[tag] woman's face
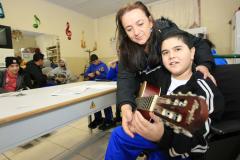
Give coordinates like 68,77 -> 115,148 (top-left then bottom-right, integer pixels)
121,8 -> 153,45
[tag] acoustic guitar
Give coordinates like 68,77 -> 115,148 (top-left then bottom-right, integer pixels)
136,81 -> 209,137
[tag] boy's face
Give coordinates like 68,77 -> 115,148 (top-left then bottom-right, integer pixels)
92,59 -> 99,65
7,64 -> 19,75
59,60 -> 65,67
161,37 -> 195,79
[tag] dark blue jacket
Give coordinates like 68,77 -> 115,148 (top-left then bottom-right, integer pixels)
107,62 -> 118,81
84,61 -> 108,80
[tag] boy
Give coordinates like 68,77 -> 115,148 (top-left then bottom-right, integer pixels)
84,54 -> 114,130
0,57 -> 26,93
105,30 -> 224,160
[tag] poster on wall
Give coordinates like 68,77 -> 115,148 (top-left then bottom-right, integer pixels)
0,2 -> 5,18
0,48 -> 14,68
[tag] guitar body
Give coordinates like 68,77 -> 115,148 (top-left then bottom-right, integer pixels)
136,81 -> 208,137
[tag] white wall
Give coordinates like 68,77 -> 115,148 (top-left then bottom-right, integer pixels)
95,0 -> 240,55
0,0 -> 96,75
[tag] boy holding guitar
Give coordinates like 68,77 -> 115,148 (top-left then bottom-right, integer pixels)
105,30 -> 224,160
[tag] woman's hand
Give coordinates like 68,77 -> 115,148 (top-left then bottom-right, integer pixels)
196,65 -> 217,85
121,104 -> 135,138
132,111 -> 164,142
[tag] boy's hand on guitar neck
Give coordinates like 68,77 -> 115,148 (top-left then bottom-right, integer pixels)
122,104 -> 164,141
121,104 -> 135,138
132,111 -> 164,142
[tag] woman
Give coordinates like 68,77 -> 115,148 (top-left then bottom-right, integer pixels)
116,0 -> 215,138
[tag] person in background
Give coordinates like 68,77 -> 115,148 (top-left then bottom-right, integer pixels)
16,56 -> 27,70
106,60 -> 122,124
204,39 -> 228,65
84,54 -> 109,80
49,58 -> 78,84
84,54 -> 114,130
49,57 -> 58,69
24,51 -> 47,89
105,29 -> 225,160
42,59 -> 53,76
106,60 -> 118,81
0,57 -> 26,93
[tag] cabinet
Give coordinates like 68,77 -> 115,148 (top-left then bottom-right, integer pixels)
46,45 -> 60,63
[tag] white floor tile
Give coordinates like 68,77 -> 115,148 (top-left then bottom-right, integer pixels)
9,141 -> 65,160
74,132 -> 111,160
51,150 -> 90,160
2,116 -> 114,160
47,127 -> 94,149
0,154 -> 8,160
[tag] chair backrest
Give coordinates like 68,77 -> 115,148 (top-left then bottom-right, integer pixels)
213,64 -> 240,120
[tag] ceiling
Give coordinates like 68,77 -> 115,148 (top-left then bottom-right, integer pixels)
45,0 -> 160,18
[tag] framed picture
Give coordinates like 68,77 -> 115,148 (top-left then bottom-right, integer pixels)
0,2 -> 5,18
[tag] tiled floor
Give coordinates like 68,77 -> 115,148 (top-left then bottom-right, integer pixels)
1,117 -> 113,160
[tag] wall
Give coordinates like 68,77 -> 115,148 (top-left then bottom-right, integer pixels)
94,14 -> 118,62
95,0 -> 240,55
201,0 -> 240,54
12,36 -> 37,56
0,0 -> 95,75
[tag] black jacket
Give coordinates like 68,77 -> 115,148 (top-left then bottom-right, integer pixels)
117,31 -> 215,108
118,66 -> 224,158
0,70 -> 26,94
24,61 -> 47,89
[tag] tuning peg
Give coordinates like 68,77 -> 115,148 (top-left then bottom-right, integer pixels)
165,121 -> 170,127
165,98 -> 172,104
177,92 -> 183,95
176,114 -> 182,122
173,127 -> 181,134
181,129 -> 193,138
184,100 -> 188,106
173,99 -> 179,106
186,91 -> 193,96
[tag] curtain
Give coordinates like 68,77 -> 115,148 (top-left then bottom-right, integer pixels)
148,0 -> 200,29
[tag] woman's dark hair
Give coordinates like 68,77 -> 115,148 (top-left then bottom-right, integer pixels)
116,1 -> 161,72
204,38 -> 215,49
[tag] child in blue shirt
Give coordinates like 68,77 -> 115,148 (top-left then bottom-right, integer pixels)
84,54 -> 109,80
84,54 -> 114,129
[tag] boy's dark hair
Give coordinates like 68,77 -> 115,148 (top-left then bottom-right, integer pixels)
160,29 -> 194,50
90,54 -> 98,62
33,53 -> 44,62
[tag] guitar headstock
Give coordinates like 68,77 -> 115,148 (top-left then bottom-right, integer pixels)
136,92 -> 208,137
156,92 -> 208,137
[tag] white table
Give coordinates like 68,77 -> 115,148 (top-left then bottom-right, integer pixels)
0,81 -> 116,153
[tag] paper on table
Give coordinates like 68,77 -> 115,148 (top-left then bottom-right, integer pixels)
86,84 -> 114,89
51,86 -> 89,96
51,83 -> 114,96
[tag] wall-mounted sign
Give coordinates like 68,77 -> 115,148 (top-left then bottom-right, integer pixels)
0,2 -> 5,18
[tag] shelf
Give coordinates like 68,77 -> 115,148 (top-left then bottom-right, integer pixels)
46,45 -> 60,63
